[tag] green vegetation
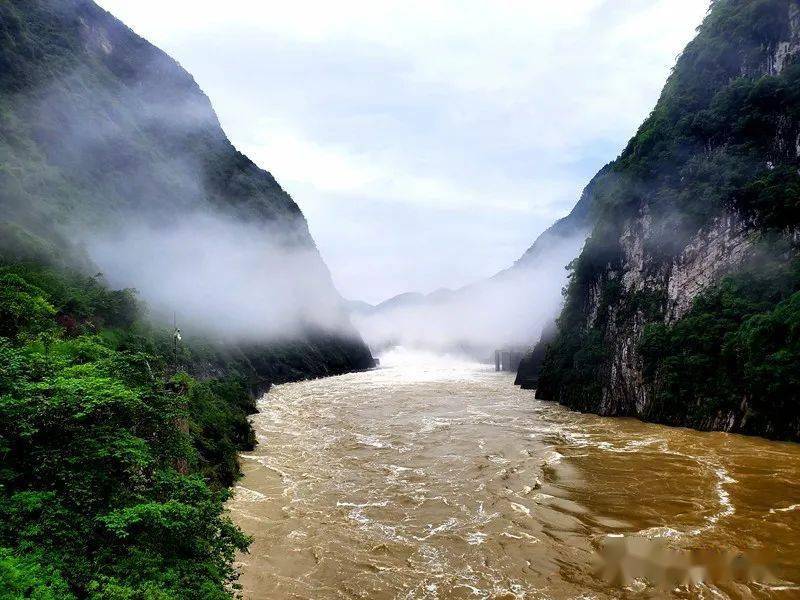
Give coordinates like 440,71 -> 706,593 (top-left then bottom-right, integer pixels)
0,0 -> 373,383
638,252 -> 800,435
0,243 -> 256,598
0,1 -> 376,595
0,0 -> 303,234
535,0 -> 800,437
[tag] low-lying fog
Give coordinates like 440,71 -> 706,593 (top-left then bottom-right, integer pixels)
85,212 -> 354,341
83,210 -> 584,357
352,233 -> 586,359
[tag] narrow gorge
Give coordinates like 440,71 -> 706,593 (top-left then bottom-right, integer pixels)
2,1 -> 800,599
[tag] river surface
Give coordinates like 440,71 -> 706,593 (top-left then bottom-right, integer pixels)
228,351 -> 800,599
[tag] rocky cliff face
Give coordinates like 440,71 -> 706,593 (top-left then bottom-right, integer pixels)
526,0 -> 800,441
594,207 -> 753,415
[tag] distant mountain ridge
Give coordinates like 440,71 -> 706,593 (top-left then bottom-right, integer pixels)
350,194 -> 591,356
505,165 -> 606,273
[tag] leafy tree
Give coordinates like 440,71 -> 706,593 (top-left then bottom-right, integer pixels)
0,261 -> 254,598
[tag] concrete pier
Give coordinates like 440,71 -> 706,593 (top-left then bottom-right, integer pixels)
494,348 -> 523,372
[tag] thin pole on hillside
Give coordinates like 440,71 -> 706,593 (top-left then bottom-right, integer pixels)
172,311 -> 182,374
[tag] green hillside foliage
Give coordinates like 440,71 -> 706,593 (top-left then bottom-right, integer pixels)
0,1 -> 376,594
0,0 -> 303,235
0,238 -> 254,598
0,0 -> 374,382
638,249 -> 800,433
0,548 -> 73,600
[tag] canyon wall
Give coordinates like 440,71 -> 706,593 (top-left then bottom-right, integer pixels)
522,0 -> 800,441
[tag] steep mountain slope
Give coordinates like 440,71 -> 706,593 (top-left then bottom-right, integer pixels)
528,0 -> 800,441
0,0 -> 373,383
506,165 -> 604,274
1,0 -> 301,229
0,236 -> 254,599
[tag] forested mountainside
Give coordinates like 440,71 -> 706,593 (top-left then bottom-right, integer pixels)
0,0 -> 373,381
1,0 -> 302,228
0,228 -> 253,598
522,0 -> 800,441
0,0 -> 371,596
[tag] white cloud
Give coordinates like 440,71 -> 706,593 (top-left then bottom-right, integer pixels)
243,121 -> 568,215
243,121 -> 381,194
96,0 -> 710,303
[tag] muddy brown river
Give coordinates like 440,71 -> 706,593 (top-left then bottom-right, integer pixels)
228,350 -> 800,599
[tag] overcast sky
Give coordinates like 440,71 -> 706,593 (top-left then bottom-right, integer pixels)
96,0 -> 709,304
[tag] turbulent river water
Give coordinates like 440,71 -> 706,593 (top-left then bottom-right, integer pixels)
228,350 -> 800,599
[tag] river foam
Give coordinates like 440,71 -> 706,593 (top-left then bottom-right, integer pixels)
229,356 -> 800,599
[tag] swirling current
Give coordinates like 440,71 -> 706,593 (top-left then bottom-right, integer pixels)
228,350 -> 800,599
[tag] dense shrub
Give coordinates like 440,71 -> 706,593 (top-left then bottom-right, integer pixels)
0,548 -> 74,600
0,261 -> 254,598
638,257 -> 800,433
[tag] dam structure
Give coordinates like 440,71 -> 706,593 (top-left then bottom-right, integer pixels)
494,348 -> 524,372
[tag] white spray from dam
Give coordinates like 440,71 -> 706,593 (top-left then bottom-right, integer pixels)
351,232 -> 587,358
